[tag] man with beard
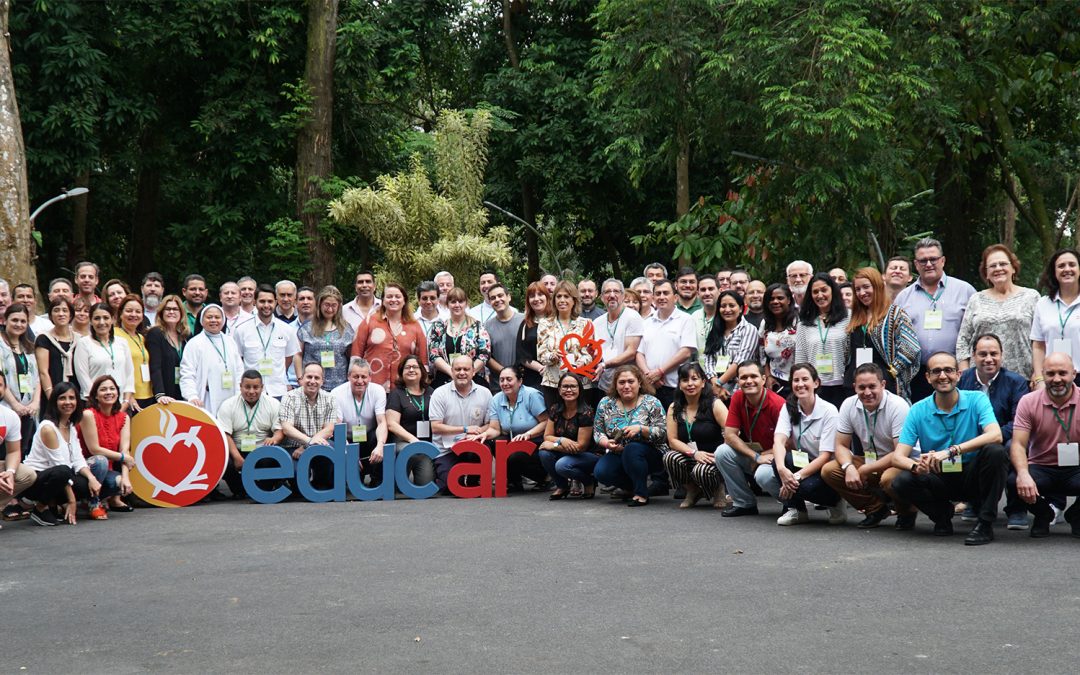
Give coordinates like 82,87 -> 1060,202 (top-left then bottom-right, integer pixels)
577,278 -> 604,320
728,269 -> 750,299
141,272 -> 165,325
786,260 -> 813,307
743,280 -> 767,330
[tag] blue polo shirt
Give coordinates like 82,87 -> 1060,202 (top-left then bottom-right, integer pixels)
899,389 -> 998,462
488,385 -> 547,436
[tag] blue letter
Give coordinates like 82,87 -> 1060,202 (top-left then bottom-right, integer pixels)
395,441 -> 439,500
242,445 -> 294,504
296,441 -> 347,502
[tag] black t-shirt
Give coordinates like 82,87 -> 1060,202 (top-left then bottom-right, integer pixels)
548,403 -> 596,452
34,333 -> 78,392
387,386 -> 433,441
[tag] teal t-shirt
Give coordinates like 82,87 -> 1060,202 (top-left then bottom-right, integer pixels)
899,389 -> 998,461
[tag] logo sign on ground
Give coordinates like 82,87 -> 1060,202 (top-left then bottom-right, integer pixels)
130,403 -> 228,507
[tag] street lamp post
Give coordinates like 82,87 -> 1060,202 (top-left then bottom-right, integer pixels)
483,201 -> 563,274
29,186 -> 89,223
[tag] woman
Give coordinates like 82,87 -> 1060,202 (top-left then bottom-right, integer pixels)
1,305 -> 41,453
759,283 -> 799,395
517,282 -> 552,390
385,355 -> 435,487
480,366 -> 550,492
179,304 -> 243,414
298,285 -> 355,391
72,296 -> 91,337
102,278 -> 131,314
114,294 -> 154,411
1032,249 -> 1080,388
846,268 -> 921,400
662,362 -> 729,509
593,365 -> 667,506
146,294 -> 189,404
757,363 -> 844,526
351,282 -> 427,391
21,383 -> 118,526
538,373 -> 596,500
73,303 -> 135,411
793,273 -> 851,407
77,375 -> 134,513
955,244 -> 1039,378
702,290 -> 759,400
622,288 -> 641,314
428,287 -> 491,388
35,298 -> 80,403
536,281 -> 596,406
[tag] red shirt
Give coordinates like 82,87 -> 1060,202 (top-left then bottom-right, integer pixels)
77,407 -> 127,458
725,388 -> 785,449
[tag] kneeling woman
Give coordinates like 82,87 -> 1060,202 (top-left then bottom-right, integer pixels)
756,363 -> 845,526
537,373 -> 596,500
480,366 -> 549,492
593,365 -> 667,506
663,363 -> 729,509
21,383 -> 121,525
77,375 -> 135,514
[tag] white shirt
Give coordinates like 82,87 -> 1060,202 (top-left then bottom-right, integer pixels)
25,420 -> 86,473
775,397 -> 839,459
223,310 -> 254,335
331,382 -> 387,429
232,316 -> 301,397
429,382 -> 492,453
837,390 -> 913,457
179,330 -> 245,414
690,308 -> 716,356
0,405 -> 22,444
636,310 -> 697,388
73,336 -> 135,399
1030,293 -> 1080,370
593,307 -> 644,391
217,393 -> 282,443
343,297 -> 382,330
31,314 -> 54,336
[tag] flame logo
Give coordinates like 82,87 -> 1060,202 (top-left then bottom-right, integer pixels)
558,322 -> 605,380
133,408 -> 209,497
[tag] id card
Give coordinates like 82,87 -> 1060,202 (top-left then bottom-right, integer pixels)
174,366 -> 181,384
320,350 -> 335,369
352,424 -> 368,443
864,451 -> 878,463
239,433 -> 258,453
416,421 -> 431,439
17,373 -> 31,395
258,357 -> 275,376
220,370 -> 234,390
941,456 -> 963,473
791,450 -> 809,468
815,355 -> 833,376
855,348 -> 873,367
140,364 -> 151,381
1052,338 -> 1073,358
1057,442 -> 1080,466
715,356 -> 731,372
924,310 -> 943,330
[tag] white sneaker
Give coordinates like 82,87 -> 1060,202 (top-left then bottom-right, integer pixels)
1052,504 -> 1065,525
827,504 -> 847,525
777,508 -> 809,526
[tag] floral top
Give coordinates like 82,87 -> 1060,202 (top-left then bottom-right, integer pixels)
760,324 -> 798,382
955,287 -> 1039,379
428,318 -> 491,370
593,395 -> 668,452
298,321 -> 356,391
537,316 -> 596,388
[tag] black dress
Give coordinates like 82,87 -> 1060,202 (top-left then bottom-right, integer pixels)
516,322 -> 542,389
146,327 -> 186,401
675,406 -> 726,453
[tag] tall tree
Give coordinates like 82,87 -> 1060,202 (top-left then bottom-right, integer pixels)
0,0 -> 35,290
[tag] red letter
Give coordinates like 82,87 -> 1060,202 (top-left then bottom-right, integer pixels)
493,440 -> 537,498
447,440 -> 492,498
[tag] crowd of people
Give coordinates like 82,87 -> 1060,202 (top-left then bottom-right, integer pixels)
3,236 -> 1080,546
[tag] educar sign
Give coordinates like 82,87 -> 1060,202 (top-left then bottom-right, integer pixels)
242,423 -> 537,503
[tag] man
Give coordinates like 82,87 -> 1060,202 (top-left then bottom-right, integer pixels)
470,271 -> 501,324
829,268 -> 848,285
434,271 -> 455,313
690,275 -> 718,358
577,279 -> 604,320
74,261 -> 101,307
343,270 -> 380,329
884,256 -> 913,301
539,274 -> 558,296
414,280 -> 446,338
894,238 -> 976,401
0,372 -> 35,523
786,260 -> 813,307
957,333 -> 1039,529
47,278 -> 74,305
140,272 -> 165,325
674,267 -> 702,314
13,284 -> 51,335
821,364 -> 912,528
594,279 -> 644,396
484,283 -> 523,390
728,269 -> 750,298
296,286 -> 316,325
234,285 -> 302,399
636,279 -> 696,410
237,276 -> 258,317
715,268 -> 732,291
715,361 -> 786,516
181,274 -> 208,334
743,280 -> 767,330
1010,352 -> 1080,538
888,352 -> 1006,545
629,277 -> 654,319
278,363 -> 342,490
274,280 -> 300,325
429,355 -> 493,494
331,357 -> 389,486
643,263 -> 667,284
217,370 -> 284,498
219,281 -> 252,334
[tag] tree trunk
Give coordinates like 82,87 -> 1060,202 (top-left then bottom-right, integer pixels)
70,168 -> 90,267
521,179 -> 540,281
989,97 -> 1054,258
297,0 -> 339,288
1002,175 -> 1016,250
127,130 -> 162,282
0,1 -> 36,291
675,120 -> 691,267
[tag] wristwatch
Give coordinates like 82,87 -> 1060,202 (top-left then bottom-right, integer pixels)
840,461 -> 854,472
555,438 -> 562,447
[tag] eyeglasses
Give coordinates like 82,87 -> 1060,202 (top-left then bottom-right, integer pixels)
985,261 -> 1011,270
927,367 -> 958,376
559,384 -> 579,390
915,256 -> 942,267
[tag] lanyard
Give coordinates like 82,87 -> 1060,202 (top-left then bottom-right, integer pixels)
1053,405 -> 1075,441
121,327 -> 147,361
14,352 -> 27,374
796,416 -> 817,451
816,317 -> 830,347
207,334 -> 229,365
95,336 -> 115,367
256,321 -> 275,356
1057,299 -> 1078,338
353,388 -> 368,421
744,394 -> 767,438
917,284 -> 944,310
683,417 -> 694,441
242,398 -> 262,432
166,332 -> 183,361
557,318 -> 573,338
861,404 -> 880,452
606,309 -> 624,341
407,391 -> 426,417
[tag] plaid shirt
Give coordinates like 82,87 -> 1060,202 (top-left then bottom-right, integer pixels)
278,387 -> 341,448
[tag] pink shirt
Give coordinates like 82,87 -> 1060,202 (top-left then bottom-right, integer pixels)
1013,386 -> 1080,466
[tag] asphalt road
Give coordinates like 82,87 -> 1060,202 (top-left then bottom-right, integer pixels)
3,494 -> 1079,674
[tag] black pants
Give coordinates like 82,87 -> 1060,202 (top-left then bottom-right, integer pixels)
1007,465 -> 1080,523
1003,466 -> 1065,516
21,465 -> 74,503
890,444 -> 1008,525
772,452 -> 840,510
489,438 -> 546,488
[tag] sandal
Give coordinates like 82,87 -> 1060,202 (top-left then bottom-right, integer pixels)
582,485 -> 596,500
2,503 -> 29,521
109,501 -> 134,513
569,480 -> 584,498
549,489 -> 568,501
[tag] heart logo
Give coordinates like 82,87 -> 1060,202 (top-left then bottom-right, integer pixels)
130,403 -> 228,507
559,322 -> 605,380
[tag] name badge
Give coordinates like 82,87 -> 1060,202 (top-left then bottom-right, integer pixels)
140,364 -> 151,381
1052,338 -> 1073,358
239,433 -> 258,453
416,421 -> 431,439
18,373 -> 31,395
220,370 -> 234,390
792,450 -> 809,468
352,424 -> 368,443
174,366 -> 181,384
1057,442 -> 1080,466
855,348 -> 873,367
686,441 -> 698,453
924,310 -> 943,330
320,351 -> 335,369
941,457 -> 963,473
864,451 -> 878,463
715,356 -> 731,372
258,357 -> 275,376
815,354 -> 833,376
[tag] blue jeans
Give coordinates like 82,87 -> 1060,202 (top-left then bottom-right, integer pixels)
538,450 -> 600,490
594,442 -> 663,498
79,455 -> 121,500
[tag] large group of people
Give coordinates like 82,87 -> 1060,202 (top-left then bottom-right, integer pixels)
3,237 -> 1080,547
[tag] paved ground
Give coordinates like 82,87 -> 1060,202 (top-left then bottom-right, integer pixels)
3,493 -> 1080,674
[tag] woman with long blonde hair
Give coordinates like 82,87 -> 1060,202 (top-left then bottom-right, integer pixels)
846,267 -> 920,400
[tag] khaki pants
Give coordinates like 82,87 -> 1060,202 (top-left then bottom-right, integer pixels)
821,457 -> 909,513
0,464 -> 37,501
